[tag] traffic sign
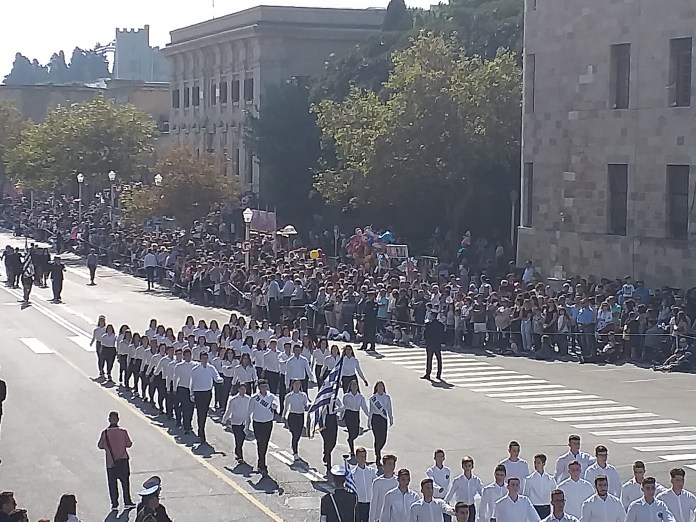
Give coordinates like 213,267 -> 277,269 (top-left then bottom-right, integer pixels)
242,241 -> 251,252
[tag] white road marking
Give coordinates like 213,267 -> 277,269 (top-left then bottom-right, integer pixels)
65,266 -> 90,279
518,401 -> 617,410
19,337 -> 53,354
635,444 -> 696,452
480,384 -> 564,394
68,335 -> 95,352
687,464 -> 696,472
452,374 -> 539,383
658,453 -> 696,461
486,388 -> 581,398
442,370 -> 519,378
573,419 -> 680,429
465,380 -> 549,389
591,427 -> 696,437
610,434 -> 696,444
550,412 -> 657,422
503,394 -> 599,404
540,406 -> 636,416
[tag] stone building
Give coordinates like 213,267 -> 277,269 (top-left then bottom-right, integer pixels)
163,5 -> 385,194
114,25 -> 169,82
517,0 -> 696,288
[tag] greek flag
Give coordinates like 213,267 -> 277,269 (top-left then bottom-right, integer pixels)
22,254 -> 35,278
344,466 -> 357,494
307,355 -> 344,438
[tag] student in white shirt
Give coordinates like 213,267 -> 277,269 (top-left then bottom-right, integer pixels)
234,353 -> 258,395
174,348 -> 195,432
625,477 -> 675,522
251,339 -> 267,379
117,328 -> 132,387
580,475 -> 625,522
247,379 -> 280,475
410,477 -> 455,522
558,461 -> 595,518
368,381 -> 394,464
182,315 -> 196,339
351,447 -> 378,520
222,382 -> 251,463
341,345 -> 368,392
284,344 -> 314,392
192,319 -> 208,344
480,465 -> 509,522
583,446 -> 621,499
381,468 -> 420,522
555,435 -> 595,483
446,455 -> 484,520
321,344 -> 341,380
100,324 -> 119,383
189,351 -> 223,445
90,315 -> 107,378
314,338 -> 329,387
622,461 -> 667,511
543,489 -> 579,522
501,441 -> 530,490
656,467 -> 696,522
343,379 -> 368,458
282,379 -> 310,461
525,453 -> 556,518
206,319 -> 221,345
370,454 -> 398,522
144,318 -> 157,340
427,449 -> 452,501
493,477 -> 540,522
220,348 -> 238,403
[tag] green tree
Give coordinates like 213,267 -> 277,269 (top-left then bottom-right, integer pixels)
313,32 -> 521,240
3,53 -> 48,85
382,0 -> 413,32
48,51 -> 70,84
245,78 -> 322,226
121,147 -> 239,229
0,100 -> 27,194
7,95 -> 157,191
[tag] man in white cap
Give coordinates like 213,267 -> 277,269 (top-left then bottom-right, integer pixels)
135,476 -> 172,522
320,462 -> 358,522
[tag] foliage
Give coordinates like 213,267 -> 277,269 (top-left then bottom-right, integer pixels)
313,32 -> 522,239
6,95 -> 156,191
3,47 -> 110,85
0,100 -> 27,193
245,78 -> 322,226
382,0 -> 413,32
121,147 -> 239,228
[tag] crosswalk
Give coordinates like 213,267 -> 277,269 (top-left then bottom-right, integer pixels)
372,345 -> 696,472
18,335 -> 93,354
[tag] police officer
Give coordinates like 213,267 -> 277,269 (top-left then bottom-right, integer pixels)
360,291 -> 378,351
320,461 -> 359,522
422,311 -> 445,381
49,256 -> 66,303
135,476 -> 172,522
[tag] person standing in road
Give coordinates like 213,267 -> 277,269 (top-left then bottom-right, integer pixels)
0,377 -> 5,429
48,256 -> 65,303
579,476 -> 624,522
524,454 -> 556,518
247,379 -> 279,475
351,447 -> 377,522
343,379 -> 368,459
320,393 -> 343,471
86,249 -> 98,286
446,456 -> 484,522
541,489 -> 579,522
656,468 -> 696,522
90,316 -> 107,379
480,465 -> 509,522
621,461 -> 667,510
360,291 -> 378,352
97,411 -> 135,512
100,325 -> 118,383
174,348 -> 195,434
143,249 -> 157,292
282,379 -> 310,462
285,344 -> 314,393
500,441 -> 530,490
20,252 -> 34,304
222,382 -> 251,463
625,477 -> 675,522
189,351 -> 223,445
557,461 -> 594,518
422,311 -> 445,381
583,446 -> 621,498
368,381 -> 393,465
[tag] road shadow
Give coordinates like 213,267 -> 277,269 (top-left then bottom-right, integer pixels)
431,379 -> 455,390
103,509 -> 133,522
225,463 -> 254,478
365,351 -> 385,360
192,442 -> 226,459
248,474 -> 283,495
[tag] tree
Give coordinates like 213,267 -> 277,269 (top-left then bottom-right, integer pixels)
4,53 -> 46,85
7,95 -> 157,191
245,78 -> 322,226
48,51 -> 70,84
313,32 -> 521,240
3,47 -> 111,85
121,147 -> 239,229
382,0 -> 413,32
0,100 -> 27,194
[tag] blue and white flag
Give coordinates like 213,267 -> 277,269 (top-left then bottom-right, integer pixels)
344,465 -> 357,495
308,355 -> 344,438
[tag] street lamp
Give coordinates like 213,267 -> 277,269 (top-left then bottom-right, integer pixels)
108,170 -> 116,228
242,207 -> 253,270
154,173 -> 163,186
76,172 -> 85,222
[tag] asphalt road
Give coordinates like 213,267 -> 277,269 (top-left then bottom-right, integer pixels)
1,231 -> 695,522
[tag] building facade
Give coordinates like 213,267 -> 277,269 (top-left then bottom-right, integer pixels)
114,25 -> 169,82
163,5 -> 384,193
517,0 -> 696,287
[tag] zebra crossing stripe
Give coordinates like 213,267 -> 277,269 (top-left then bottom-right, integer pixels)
540,405 -> 636,416
659,453 -> 696,461
19,338 -> 53,354
550,412 -> 655,422
504,394 -> 599,404
518,400 -> 617,410
591,427 -> 696,437
610,434 -> 696,444
466,380 -> 549,389
634,444 -> 696,452
486,388 -> 580,398
480,384 -> 564,394
572,419 -> 680,429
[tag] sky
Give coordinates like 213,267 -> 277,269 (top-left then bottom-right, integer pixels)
0,0 -> 437,79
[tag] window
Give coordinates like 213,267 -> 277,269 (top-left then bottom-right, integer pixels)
234,148 -> 240,176
610,43 -> 631,109
244,78 -> 254,103
667,165 -> 690,239
210,83 -> 217,106
232,80 -> 240,103
245,150 -> 254,184
192,85 -> 200,107
608,164 -> 628,235
183,86 -> 190,108
522,163 -> 534,227
171,89 -> 180,109
220,80 -> 228,104
524,54 -> 535,114
669,38 -> 692,107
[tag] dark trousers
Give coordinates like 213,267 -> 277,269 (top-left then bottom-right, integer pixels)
177,386 -> 194,430
341,375 -> 355,393
253,420 -> 273,471
278,375 -> 287,411
102,346 -> 116,378
466,503 -> 476,522
194,390 -> 212,441
265,371 -> 280,397
166,386 -> 178,421
425,346 -> 442,378
360,327 -> 376,351
214,381 -> 224,409
106,459 -> 132,508
535,505 -> 551,518
52,279 -> 63,300
321,413 -> 338,466
344,409 -> 360,454
358,502 -> 370,522
145,266 -> 155,288
22,278 -> 33,301
268,298 -> 280,325
371,414 -> 388,462
231,423 -> 246,460
88,264 -> 97,283
315,365 -> 324,388
95,341 -> 103,375
580,324 -> 596,360
288,412 -> 304,454
128,360 -> 141,390
118,355 -> 128,383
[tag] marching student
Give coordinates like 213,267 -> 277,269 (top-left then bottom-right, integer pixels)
285,344 -> 314,393
381,468 -> 420,522
222,382 -> 251,464
174,348 -> 195,434
262,340 -> 282,398
456,503 -> 472,522
278,343 -> 292,410
220,348 -> 238,403
314,338 -> 329,387
90,315 -> 107,379
166,347 -> 183,423
247,379 -> 280,475
583,446 -> 621,499
625,477 -> 675,522
322,344 -> 341,381
446,456 -> 484,522
144,319 -> 157,340
621,461 -> 667,510
154,346 -> 175,418
543,489 -> 579,522
282,379 -> 310,461
233,353 -> 258,395
341,345 -> 368,392
579,475 -> 625,522
555,435 -> 595,483
480,465 -> 509,522
343,379 -> 369,458
100,324 -> 119,383
351,447 -> 378,522
368,381 -> 394,465
427,449 -> 452,507
152,344 -> 168,412
525,454 -> 556,518
117,327 -> 131,387
251,339 -> 267,379
130,334 -> 145,396
125,332 -> 139,390
558,461 -> 594,518
319,393 -> 343,470
656,468 -> 696,522
410,477 -> 456,521
370,454 -> 398,522
501,441 -> 530,489
189,351 -> 223,445
492,477 -> 540,522
209,344 -> 225,410
142,339 -> 158,402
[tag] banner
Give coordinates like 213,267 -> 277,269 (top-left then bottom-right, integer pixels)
250,210 -> 277,234
385,244 -> 409,259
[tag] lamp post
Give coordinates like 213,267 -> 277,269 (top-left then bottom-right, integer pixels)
108,170 -> 116,228
154,173 -> 163,187
243,207 -> 253,270
76,172 -> 85,222
509,189 -> 518,250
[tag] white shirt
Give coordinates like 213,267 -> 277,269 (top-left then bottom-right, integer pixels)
381,487 -> 420,522
167,358 -> 180,389
502,459 -> 530,489
189,363 -> 222,392
525,471 -> 557,506
580,493 -> 625,522
410,498 -> 453,522
221,394 -> 250,426
446,473 -> 483,504
558,478 -> 595,518
351,464 -> 378,503
284,355 -> 313,388
283,391 -> 309,417
143,252 -> 157,268
480,483 -> 508,522
174,360 -> 194,389
247,392 -> 279,423
100,333 -> 117,348
541,514 -> 579,522
370,475 -> 398,522
584,463 -> 621,498
343,392 -> 369,415
555,452 -> 596,483
625,498 -> 675,522
426,465 -> 452,499
623,481 -> 668,511
323,354 -> 340,373
368,393 -> 394,424
657,489 -> 696,522
342,356 -> 367,380
233,364 -> 258,385
494,494 -> 541,522
251,347 -> 266,367
263,350 -> 281,372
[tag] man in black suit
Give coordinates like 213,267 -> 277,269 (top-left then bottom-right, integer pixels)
360,291 -> 378,351
422,311 -> 445,381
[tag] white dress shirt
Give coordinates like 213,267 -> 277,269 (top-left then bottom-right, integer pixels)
263,349 -> 281,372
343,392 -> 369,415
381,487 -> 420,522
541,514 -> 579,522
247,392 -> 279,423
480,483 -> 508,522
625,498 -> 675,522
284,355 -> 313,388
584,464 -> 621,498
233,364 -> 258,385
427,465 -> 452,499
174,360 -> 194,389
167,358 -> 180,389
189,363 -> 223,392
502,459 -> 530,488
368,393 -> 394,424
370,475 -> 398,521
622,481 -> 668,511
342,356 -> 367,380
493,494 -> 541,522
558,478 -> 595,518
555,452 -> 596,483
446,473 -> 484,504
657,489 -> 696,522
283,391 -> 309,417
410,498 -> 453,522
101,333 -> 117,348
222,394 -> 251,426
352,464 -> 378,503
524,471 -> 556,506
580,493 -> 625,522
